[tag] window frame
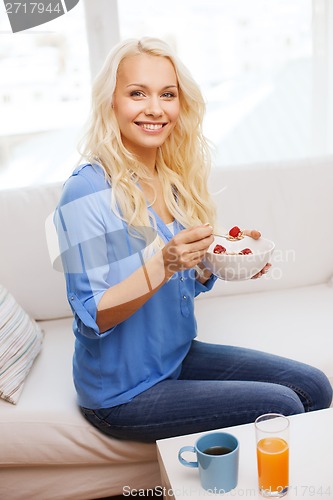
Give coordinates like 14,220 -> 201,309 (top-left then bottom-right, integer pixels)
82,0 -> 120,79
312,0 -> 333,156
83,0 -> 333,162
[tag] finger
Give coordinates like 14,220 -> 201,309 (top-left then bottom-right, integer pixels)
164,239 -> 212,272
169,233 -> 213,261
178,245 -> 209,265
177,224 -> 213,245
243,229 -> 261,240
251,263 -> 272,279
261,263 -> 272,274
185,234 -> 214,255
181,249 -> 209,269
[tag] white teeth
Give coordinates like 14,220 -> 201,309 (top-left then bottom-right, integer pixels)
140,123 -> 164,130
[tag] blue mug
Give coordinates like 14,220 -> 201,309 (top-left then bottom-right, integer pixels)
178,432 -> 239,493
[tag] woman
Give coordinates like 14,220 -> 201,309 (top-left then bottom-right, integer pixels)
55,37 -> 332,442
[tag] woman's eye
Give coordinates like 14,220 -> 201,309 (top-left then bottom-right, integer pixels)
162,92 -> 176,99
130,90 -> 145,98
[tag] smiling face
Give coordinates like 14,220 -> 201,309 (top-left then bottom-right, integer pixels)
112,53 -> 180,166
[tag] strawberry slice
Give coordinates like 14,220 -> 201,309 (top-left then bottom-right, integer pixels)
229,226 -> 241,238
213,244 -> 227,254
239,248 -> 253,255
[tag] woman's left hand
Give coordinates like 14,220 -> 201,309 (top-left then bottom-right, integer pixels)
242,229 -> 261,240
251,262 -> 272,279
243,228 -> 272,279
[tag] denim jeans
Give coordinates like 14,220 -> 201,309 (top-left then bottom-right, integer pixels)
80,340 -> 332,443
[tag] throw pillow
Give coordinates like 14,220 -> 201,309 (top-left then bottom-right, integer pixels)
0,285 -> 44,404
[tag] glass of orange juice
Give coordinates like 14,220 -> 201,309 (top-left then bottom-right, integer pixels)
255,414 -> 289,497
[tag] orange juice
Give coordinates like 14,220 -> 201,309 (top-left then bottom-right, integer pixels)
257,437 -> 289,493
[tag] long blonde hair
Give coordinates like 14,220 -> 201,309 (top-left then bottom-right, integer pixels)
79,37 -> 216,232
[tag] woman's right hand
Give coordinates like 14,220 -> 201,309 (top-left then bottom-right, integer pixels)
162,223 -> 214,279
96,223 -> 213,332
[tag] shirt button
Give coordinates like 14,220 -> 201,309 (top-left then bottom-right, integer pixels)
180,277 -> 184,282
183,295 -> 187,300
71,297 -> 74,301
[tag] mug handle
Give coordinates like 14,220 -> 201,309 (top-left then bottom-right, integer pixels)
178,446 -> 198,468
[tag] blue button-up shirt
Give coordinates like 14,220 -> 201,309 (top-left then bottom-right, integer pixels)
54,163 -> 216,409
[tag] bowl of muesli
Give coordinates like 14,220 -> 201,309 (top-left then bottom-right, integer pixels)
203,228 -> 275,281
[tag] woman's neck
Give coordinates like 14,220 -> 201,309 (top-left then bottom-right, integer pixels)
128,145 -> 158,174
139,150 -> 157,175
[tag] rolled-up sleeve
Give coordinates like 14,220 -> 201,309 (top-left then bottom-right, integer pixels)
54,173 -> 116,338
194,273 -> 217,297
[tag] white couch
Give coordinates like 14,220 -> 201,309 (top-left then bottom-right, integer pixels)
0,156 -> 332,500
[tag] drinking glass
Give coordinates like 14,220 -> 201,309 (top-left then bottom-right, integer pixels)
255,413 -> 289,498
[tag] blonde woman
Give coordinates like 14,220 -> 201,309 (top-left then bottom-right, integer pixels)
55,37 -> 332,442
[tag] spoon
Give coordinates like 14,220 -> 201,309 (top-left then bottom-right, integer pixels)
213,229 -> 261,240
213,232 -> 243,241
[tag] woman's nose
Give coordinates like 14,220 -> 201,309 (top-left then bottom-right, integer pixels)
145,97 -> 163,117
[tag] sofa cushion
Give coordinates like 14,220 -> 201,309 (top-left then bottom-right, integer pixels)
0,285 -> 43,404
205,155 -> 333,298
0,183 -> 71,320
195,283 -> 333,387
0,317 -> 161,498
0,317 -> 157,467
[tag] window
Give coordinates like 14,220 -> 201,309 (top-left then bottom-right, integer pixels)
118,0 -> 333,167
0,0 -> 90,188
1,0 -> 332,189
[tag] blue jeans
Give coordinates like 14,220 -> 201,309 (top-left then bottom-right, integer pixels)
80,340 -> 332,443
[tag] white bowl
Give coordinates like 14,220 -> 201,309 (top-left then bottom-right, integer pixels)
203,235 -> 275,281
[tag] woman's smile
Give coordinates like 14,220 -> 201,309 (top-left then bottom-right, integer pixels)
134,121 -> 168,132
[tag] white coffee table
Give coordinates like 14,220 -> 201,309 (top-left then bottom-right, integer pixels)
157,409 -> 333,499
